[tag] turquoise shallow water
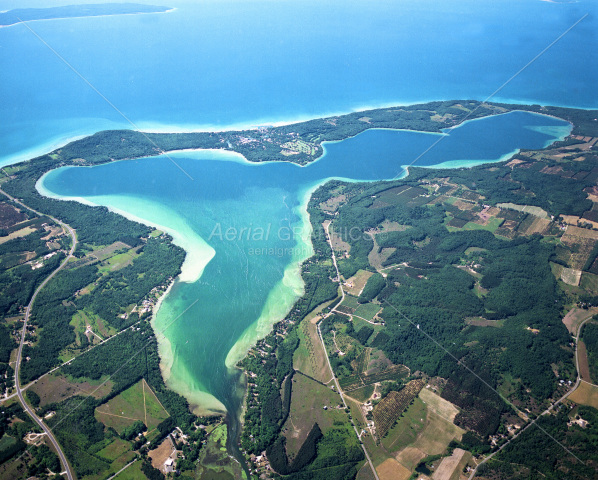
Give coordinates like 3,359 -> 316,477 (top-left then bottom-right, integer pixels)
40,111 -> 571,419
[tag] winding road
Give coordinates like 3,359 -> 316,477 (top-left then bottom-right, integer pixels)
1,188 -> 76,480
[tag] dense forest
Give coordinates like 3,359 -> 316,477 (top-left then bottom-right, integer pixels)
582,322 -> 598,384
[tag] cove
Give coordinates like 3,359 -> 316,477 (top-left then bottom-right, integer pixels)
39,111 -> 570,441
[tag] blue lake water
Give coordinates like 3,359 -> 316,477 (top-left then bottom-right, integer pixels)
1,0 -> 596,166
41,111 -> 571,417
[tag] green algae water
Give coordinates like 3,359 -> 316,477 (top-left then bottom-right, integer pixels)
39,111 -> 570,446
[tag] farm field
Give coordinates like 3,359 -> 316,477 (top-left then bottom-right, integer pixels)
95,379 -> 169,434
380,397 -> 427,453
354,303 -> 381,321
376,458 -> 411,480
395,408 -> 465,471
344,270 -> 374,296
340,294 -> 360,311
578,341 -> 592,383
356,461 -> 378,480
373,379 -> 425,438
562,307 -> 598,336
569,381 -> 598,409
418,388 -> 459,423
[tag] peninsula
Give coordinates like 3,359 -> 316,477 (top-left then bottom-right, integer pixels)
0,4 -> 172,28
0,100 -> 597,480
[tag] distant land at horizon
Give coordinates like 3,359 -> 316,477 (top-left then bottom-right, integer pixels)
0,3 -> 172,27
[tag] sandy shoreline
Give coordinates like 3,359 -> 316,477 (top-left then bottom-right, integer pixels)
30,106 -> 573,417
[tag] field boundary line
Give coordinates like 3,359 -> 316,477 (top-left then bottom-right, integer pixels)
95,410 -> 140,422
142,378 -> 169,414
142,379 -> 147,427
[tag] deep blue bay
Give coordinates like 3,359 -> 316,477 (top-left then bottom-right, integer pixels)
40,111 -> 571,420
1,0 -> 596,166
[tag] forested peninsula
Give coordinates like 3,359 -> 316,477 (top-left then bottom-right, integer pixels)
0,4 -> 172,27
39,100 -> 598,168
0,100 -> 597,479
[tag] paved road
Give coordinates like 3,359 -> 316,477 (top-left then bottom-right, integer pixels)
1,188 -> 76,480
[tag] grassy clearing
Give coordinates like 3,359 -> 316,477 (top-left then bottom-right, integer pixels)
465,316 -> 503,327
345,270 -> 374,296
293,316 -> 332,383
581,272 -> 598,294
98,247 -> 140,273
460,217 -> 504,232
0,226 -> 35,245
569,381 -> 598,409
96,438 -> 132,462
345,396 -> 366,430
30,373 -> 113,407
497,373 -> 520,399
282,372 -> 346,458
114,460 -> 145,480
0,434 -> 16,450
95,379 -> 169,434
352,317 -> 385,338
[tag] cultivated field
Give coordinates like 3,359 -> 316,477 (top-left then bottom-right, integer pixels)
373,379 -> 425,438
354,303 -> 381,321
376,458 -> 411,480
419,387 -> 460,423
562,307 -> 598,336
345,270 -> 374,296
569,381 -> 598,409
381,397 -> 426,453
577,341 -> 592,383
394,408 -> 464,470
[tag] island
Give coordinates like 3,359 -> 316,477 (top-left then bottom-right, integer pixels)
0,4 -> 172,28
0,100 -> 597,479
